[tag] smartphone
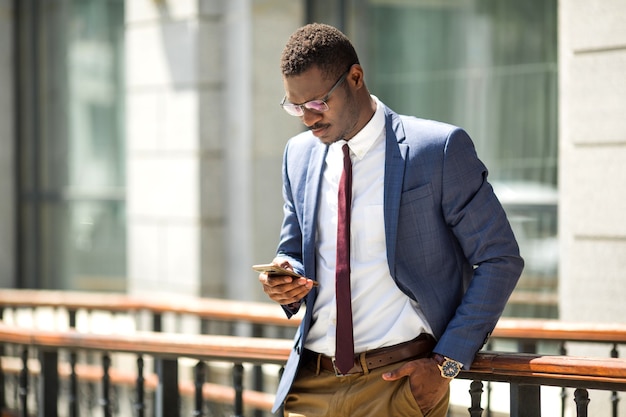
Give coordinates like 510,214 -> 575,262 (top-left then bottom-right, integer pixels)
252,263 -> 319,286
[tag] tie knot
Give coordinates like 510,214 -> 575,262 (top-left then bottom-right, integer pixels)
341,144 -> 352,172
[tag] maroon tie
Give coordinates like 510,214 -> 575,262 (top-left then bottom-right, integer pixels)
335,143 -> 354,374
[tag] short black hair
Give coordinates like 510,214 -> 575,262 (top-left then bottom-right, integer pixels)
281,23 -> 359,80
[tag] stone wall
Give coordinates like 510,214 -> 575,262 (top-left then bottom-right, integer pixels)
558,0 -> 626,414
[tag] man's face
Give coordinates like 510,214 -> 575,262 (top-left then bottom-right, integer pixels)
282,66 -> 360,145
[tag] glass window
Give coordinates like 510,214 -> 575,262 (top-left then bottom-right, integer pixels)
312,0 -> 558,317
16,0 -> 126,292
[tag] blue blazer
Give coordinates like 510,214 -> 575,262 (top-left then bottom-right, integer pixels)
272,104 -> 524,412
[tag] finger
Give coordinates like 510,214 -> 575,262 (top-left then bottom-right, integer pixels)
273,288 -> 310,305
382,361 -> 415,381
272,257 -> 292,270
264,281 -> 312,305
262,274 -> 294,287
278,260 -> 292,269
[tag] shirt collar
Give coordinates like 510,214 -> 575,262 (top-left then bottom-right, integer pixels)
335,95 -> 385,160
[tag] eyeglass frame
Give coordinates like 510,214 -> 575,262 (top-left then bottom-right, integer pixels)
279,69 -> 350,117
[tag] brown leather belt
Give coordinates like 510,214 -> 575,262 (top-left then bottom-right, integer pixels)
303,333 -> 436,376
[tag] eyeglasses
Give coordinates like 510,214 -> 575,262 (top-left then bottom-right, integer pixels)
280,70 -> 349,117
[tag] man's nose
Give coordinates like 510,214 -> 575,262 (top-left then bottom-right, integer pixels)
302,108 -> 323,127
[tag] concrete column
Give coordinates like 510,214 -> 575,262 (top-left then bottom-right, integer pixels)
0,0 -> 15,288
249,0 -> 305,301
559,0 -> 626,324
222,0 -> 254,301
125,0 -> 223,297
559,1 -> 626,414
125,0 -> 303,301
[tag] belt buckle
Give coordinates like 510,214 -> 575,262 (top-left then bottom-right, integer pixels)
331,357 -> 349,377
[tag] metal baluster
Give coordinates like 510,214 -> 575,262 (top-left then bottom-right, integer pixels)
69,351 -> 78,417
69,309 -> 77,329
252,323 -> 264,417
136,355 -> 145,417
193,361 -> 206,416
102,353 -> 112,417
152,313 -> 162,417
468,380 -> 484,417
485,380 -> 492,417
155,358 -> 179,417
611,343 -> 620,417
560,342 -> 567,417
510,384 -> 540,417
68,306 -> 78,417
152,314 -> 162,333
233,363 -> 244,417
19,347 -> 28,417
574,388 -> 590,417
40,349 -> 59,417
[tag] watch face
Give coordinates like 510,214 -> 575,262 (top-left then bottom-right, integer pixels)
441,359 -> 461,378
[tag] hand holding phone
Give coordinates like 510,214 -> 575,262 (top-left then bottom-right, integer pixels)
252,263 -> 319,286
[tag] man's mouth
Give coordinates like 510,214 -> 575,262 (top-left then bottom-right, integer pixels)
309,124 -> 329,136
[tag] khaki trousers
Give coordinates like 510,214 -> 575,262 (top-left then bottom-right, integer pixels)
284,358 -> 450,417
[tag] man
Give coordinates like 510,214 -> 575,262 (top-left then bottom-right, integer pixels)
258,23 -> 523,417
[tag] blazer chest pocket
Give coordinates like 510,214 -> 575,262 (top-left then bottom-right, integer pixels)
400,183 -> 433,206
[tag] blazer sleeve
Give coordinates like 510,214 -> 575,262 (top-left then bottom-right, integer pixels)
435,128 -> 524,366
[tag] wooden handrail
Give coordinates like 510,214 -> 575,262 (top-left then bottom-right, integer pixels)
3,289 -> 626,344
463,352 -> 626,390
0,289 -> 298,327
491,318 -> 626,343
1,323 -> 626,391
0,323 -> 292,364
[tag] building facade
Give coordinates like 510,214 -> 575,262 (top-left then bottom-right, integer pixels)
0,0 -> 624,332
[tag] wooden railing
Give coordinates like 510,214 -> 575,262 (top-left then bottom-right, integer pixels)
2,290 -> 626,417
1,323 -> 626,417
0,289 -> 299,416
492,318 -> 626,344
0,322 -> 290,416
0,289 -> 298,329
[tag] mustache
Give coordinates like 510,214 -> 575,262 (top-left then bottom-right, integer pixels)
309,123 -> 329,131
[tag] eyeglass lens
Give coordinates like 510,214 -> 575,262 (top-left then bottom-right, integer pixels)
281,69 -> 350,116
283,100 -> 328,116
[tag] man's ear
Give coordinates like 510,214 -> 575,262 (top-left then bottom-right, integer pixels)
348,64 -> 365,89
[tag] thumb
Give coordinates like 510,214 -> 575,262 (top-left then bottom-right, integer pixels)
382,361 -> 414,381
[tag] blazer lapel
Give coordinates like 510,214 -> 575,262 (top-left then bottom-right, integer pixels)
302,141 -> 329,276
299,141 -> 327,337
383,108 -> 408,277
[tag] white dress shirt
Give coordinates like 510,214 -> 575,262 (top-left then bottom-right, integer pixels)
305,96 -> 433,356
